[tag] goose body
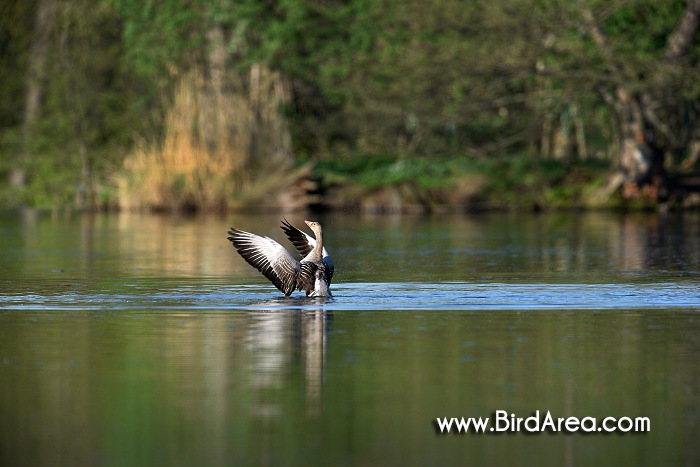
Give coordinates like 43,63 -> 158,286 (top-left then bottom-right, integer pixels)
227,220 -> 334,297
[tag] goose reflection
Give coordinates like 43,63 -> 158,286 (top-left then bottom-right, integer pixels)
246,298 -> 331,419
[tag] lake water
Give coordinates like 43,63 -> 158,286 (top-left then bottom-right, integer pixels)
1,210 -> 699,466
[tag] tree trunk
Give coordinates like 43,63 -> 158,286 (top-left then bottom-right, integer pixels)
76,140 -> 92,209
206,25 -> 227,150
663,0 -> 700,62
581,0 -> 700,201
16,0 -> 57,189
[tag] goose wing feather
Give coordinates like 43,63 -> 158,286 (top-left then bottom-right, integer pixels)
281,219 -> 313,257
227,228 -> 300,296
280,219 -> 334,284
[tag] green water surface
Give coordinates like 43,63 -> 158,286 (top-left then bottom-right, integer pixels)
1,211 -> 699,466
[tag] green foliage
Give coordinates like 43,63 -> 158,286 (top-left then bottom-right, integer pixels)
463,155 -> 611,207
315,153 -> 453,189
1,0 -> 699,210
122,0 -> 208,74
603,1 -> 687,59
310,152 -> 614,210
0,2 -> 34,128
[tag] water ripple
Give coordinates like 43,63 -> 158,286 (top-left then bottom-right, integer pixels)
1,281 -> 698,312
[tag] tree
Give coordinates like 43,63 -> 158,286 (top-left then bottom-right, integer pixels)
1,0 -> 139,208
2,0 -> 699,210
576,0 -> 700,200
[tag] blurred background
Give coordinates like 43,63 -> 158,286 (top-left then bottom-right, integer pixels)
1,0 -> 700,213
3,4 -> 700,464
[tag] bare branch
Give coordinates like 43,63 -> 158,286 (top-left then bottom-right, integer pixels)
643,106 -> 677,146
663,0 -> 700,62
576,0 -> 628,82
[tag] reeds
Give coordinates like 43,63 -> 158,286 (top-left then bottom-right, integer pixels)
118,64 -> 306,212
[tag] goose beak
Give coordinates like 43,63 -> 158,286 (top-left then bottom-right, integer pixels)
304,220 -> 311,227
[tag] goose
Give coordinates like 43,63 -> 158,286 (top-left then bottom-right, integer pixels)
227,219 -> 334,297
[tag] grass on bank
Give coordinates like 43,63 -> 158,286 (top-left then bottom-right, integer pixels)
311,153 -> 614,211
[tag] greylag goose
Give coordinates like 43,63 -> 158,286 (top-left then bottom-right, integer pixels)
227,220 -> 334,297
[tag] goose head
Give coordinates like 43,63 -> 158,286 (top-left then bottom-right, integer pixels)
304,220 -> 322,237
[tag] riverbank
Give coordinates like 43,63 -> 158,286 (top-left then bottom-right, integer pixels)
308,155 -> 700,214
6,153 -> 699,214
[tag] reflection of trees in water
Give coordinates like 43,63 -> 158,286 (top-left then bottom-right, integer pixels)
0,300 -> 329,466
113,213 -> 233,277
614,213 -> 700,272
15,210 -> 696,281
518,212 -> 700,275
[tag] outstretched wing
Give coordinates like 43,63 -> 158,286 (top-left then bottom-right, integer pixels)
227,227 -> 301,295
280,219 -> 334,284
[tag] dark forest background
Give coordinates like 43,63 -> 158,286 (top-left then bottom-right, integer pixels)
2,0 -> 700,212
